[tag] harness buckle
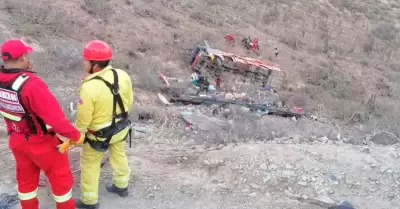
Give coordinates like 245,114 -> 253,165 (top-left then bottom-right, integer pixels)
96,130 -> 103,137
111,84 -> 119,95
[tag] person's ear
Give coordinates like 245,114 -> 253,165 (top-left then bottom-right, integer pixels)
92,63 -> 99,71
20,54 -> 27,63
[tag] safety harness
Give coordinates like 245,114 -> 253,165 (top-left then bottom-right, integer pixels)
85,69 -> 132,152
0,68 -> 50,138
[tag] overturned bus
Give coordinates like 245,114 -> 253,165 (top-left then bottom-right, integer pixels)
190,45 -> 286,90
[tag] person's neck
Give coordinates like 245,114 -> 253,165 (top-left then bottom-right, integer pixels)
91,68 -> 104,74
4,64 -> 24,69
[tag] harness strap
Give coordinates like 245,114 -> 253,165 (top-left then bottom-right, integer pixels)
88,69 -> 131,148
11,74 -> 30,91
0,71 -> 49,135
91,69 -> 126,117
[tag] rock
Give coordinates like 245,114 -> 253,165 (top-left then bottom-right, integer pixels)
217,183 -> 229,190
263,175 -> 271,183
370,163 -> 377,168
301,175 -> 308,182
380,166 -> 390,173
269,164 -> 278,170
271,131 -> 276,140
285,164 -> 294,170
250,183 -> 260,189
390,152 -> 399,159
284,189 -> 295,198
326,173 -> 339,185
311,177 -> 317,182
361,147 -> 370,153
145,193 -> 155,199
288,187 -> 294,193
217,144 -> 224,150
281,170 -> 296,177
265,192 -> 271,198
298,181 -> 308,187
386,169 -> 393,174
259,163 -> 268,170
371,132 -> 399,145
310,194 -> 336,207
301,194 -> 309,200
367,175 -> 378,181
319,136 -> 329,143
292,135 -> 300,144
248,192 -> 258,197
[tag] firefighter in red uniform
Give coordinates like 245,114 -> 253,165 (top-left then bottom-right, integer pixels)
224,34 -> 235,46
0,39 -> 84,209
252,38 -> 259,52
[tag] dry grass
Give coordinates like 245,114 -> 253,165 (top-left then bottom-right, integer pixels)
2,0 -> 66,37
81,0 -> 113,19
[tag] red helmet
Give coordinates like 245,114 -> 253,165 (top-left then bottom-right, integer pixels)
83,40 -> 112,61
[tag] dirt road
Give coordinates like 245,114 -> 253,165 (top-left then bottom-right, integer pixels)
2,137 -> 399,209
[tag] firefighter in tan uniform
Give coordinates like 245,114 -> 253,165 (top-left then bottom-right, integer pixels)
74,40 -> 133,209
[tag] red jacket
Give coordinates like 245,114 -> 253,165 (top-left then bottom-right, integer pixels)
0,69 -> 81,147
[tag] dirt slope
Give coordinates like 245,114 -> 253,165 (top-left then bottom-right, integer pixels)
1,0 -> 400,208
1,0 -> 400,130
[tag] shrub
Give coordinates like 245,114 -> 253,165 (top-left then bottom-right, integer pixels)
3,0 -> 66,37
82,0 -> 113,19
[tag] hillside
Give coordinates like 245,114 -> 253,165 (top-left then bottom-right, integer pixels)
0,0 -> 400,208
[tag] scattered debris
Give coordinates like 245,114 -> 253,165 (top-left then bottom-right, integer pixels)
259,163 -> 268,170
181,110 -> 229,131
242,36 -> 260,53
131,123 -> 153,134
172,95 -> 303,118
361,146 -> 370,153
158,72 -> 170,87
309,194 -> 336,207
157,93 -> 171,105
328,201 -> 355,209
297,181 -> 308,187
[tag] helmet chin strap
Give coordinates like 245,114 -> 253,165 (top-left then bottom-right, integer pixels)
89,61 -> 96,74
89,64 -> 94,74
